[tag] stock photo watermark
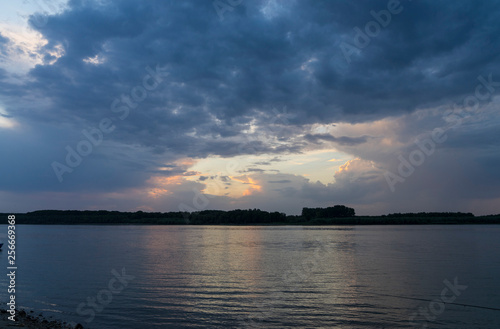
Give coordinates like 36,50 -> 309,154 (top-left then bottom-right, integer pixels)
51,64 -> 168,183
5,215 -> 17,322
408,277 -> 467,328
238,237 -> 335,327
75,268 -> 135,324
213,0 -> 243,20
385,73 -> 500,192
19,0 -> 58,28
177,107 -> 292,220
340,0 -> 406,64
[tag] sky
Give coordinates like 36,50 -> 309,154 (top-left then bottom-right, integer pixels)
1,0 -> 500,216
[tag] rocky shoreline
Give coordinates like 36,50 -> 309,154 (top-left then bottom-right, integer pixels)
0,309 -> 84,329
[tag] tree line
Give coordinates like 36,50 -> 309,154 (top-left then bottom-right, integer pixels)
1,206 -> 499,225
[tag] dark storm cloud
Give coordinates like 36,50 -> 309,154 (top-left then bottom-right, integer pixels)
247,168 -> 264,172
8,0 -> 499,131
304,133 -> 368,146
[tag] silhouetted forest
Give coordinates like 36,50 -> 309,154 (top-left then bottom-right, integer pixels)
2,206 -> 500,225
302,205 -> 356,219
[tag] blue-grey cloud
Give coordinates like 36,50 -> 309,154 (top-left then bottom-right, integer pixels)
304,133 -> 369,146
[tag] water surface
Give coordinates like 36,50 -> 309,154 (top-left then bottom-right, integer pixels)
0,225 -> 499,328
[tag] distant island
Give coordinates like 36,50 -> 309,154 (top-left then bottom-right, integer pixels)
2,205 -> 500,225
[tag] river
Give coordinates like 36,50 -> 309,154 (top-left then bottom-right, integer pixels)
0,225 -> 499,328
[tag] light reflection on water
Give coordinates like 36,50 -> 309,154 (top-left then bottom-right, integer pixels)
0,225 -> 499,328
